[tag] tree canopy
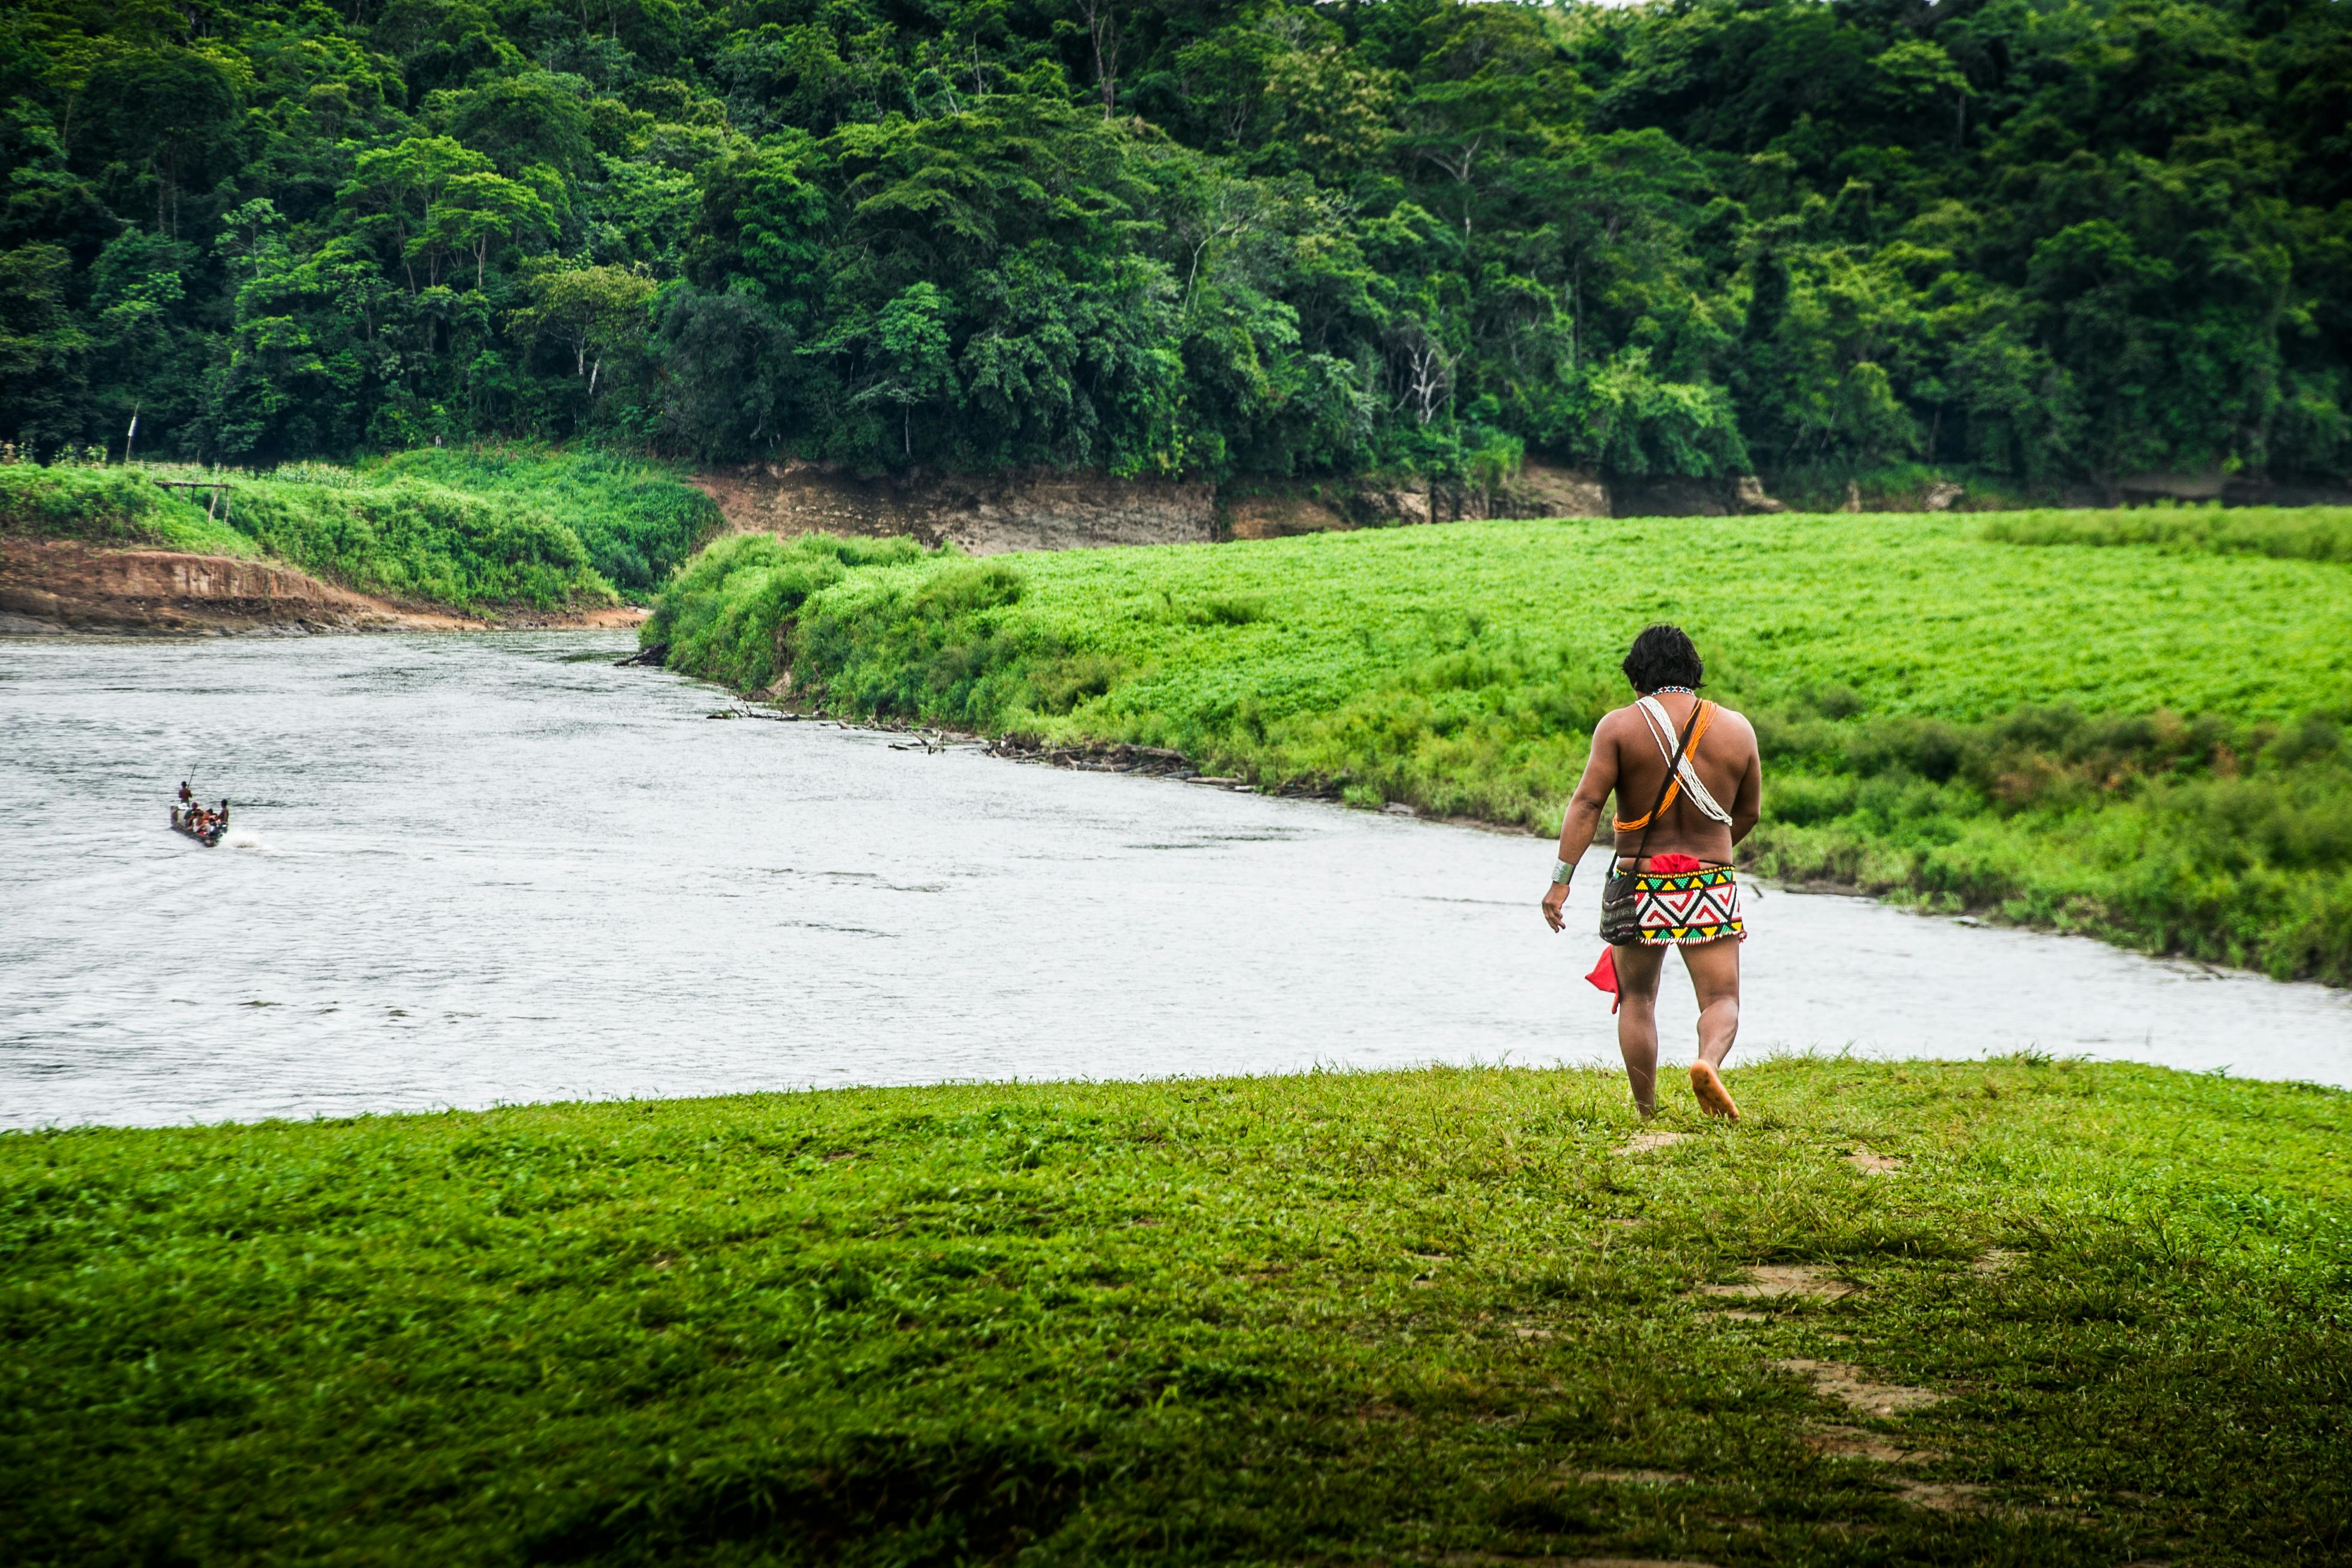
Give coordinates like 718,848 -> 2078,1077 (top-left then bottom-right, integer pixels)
2,0 -> 2345,491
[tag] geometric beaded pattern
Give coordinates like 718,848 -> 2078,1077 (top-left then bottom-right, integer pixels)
1626,865 -> 1745,945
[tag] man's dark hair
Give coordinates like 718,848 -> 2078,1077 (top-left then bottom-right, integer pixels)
1622,624 -> 1705,693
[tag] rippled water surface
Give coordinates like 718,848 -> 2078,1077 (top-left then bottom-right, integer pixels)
5,632 -> 2348,1129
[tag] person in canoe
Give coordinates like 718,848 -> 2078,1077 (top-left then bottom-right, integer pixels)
172,787 -> 229,844
1541,624 -> 1762,1120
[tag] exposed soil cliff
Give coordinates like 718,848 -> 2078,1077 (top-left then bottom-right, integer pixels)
0,539 -> 642,635
690,458 -> 1698,549
690,463 -> 1218,553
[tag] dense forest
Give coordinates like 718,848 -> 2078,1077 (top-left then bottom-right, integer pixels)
2,0 -> 2347,493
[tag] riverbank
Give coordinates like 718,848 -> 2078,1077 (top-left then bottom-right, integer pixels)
0,453 -> 716,630
2,1059 -> 2343,1565
0,537 -> 648,635
645,511 -> 2352,984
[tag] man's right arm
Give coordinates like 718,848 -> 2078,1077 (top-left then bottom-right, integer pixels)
1555,715 -> 1619,865
1544,715 -> 1619,930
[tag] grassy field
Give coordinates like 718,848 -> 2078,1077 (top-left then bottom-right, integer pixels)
0,449 -> 718,611
646,510 -> 2352,983
2,1059 -> 2345,1566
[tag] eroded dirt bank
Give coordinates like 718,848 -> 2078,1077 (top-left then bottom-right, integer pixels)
689,459 -> 1734,550
0,539 -> 642,635
690,464 -> 1221,552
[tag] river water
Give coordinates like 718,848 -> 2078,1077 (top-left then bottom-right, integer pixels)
5,632 -> 2348,1130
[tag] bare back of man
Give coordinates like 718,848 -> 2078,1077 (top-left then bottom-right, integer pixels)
1540,625 -> 1762,1119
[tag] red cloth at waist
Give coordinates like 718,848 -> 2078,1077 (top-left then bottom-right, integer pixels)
1586,855 -> 1710,1009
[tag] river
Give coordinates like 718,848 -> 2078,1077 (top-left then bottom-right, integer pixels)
4,632 -> 2348,1131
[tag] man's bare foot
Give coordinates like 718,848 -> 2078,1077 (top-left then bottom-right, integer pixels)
1689,1061 -> 1741,1120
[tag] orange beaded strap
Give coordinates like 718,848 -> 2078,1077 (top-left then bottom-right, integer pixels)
1613,700 -> 1717,832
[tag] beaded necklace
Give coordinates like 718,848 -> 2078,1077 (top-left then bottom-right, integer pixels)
1649,684 -> 1696,696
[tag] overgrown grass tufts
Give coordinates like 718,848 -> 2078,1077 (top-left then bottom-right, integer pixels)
2,1060 -> 2345,1564
368,446 -> 721,599
0,465 -> 256,557
225,477 -> 617,611
4,449 -> 721,611
1984,505 -> 2352,562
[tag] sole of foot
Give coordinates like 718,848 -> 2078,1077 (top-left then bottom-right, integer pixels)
1690,1061 -> 1741,1120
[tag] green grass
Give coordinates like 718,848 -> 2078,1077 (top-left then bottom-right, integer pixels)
1,449 -> 720,612
0,464 -> 259,558
364,447 -> 721,601
1986,504 -> 2352,563
2,1059 -> 2345,1565
220,475 -> 618,612
645,510 -> 2352,983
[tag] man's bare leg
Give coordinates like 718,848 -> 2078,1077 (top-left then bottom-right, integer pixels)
1681,937 -> 1742,1118
1610,944 -> 1668,1116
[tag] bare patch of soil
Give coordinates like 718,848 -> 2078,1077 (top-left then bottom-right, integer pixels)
1846,1146 -> 1903,1173
1620,1131 -> 1691,1154
1892,1480 -> 1988,1512
1771,1359 -> 1942,1416
1698,1266 -> 1856,1300
1805,1425 -> 1943,1463
1973,1249 -> 2023,1276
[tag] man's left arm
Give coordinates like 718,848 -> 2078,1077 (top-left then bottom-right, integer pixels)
1729,713 -> 1763,846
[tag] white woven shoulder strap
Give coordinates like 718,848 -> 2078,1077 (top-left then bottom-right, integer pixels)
1636,695 -> 1734,825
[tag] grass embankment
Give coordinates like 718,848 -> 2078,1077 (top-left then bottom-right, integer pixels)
0,449 -> 719,612
2,1060 -> 2345,1564
647,510 -> 2352,982
0,465 -> 259,558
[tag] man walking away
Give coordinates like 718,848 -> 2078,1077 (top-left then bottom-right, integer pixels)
1541,625 -> 1761,1119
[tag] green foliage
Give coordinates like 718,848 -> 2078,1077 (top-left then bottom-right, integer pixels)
1984,506 -> 2352,563
642,531 -> 933,692
1,0 -> 2345,492
225,476 -> 615,611
0,465 -> 253,556
368,445 -> 719,596
1,1059 -> 2346,1564
655,509 -> 2352,981
0,454 -> 682,610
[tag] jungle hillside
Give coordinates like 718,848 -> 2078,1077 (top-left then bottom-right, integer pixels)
3,0 -> 2348,498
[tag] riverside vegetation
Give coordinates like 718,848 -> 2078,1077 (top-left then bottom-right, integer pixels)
646,507 -> 2352,984
0,449 -> 718,611
1,1059 -> 2345,1564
